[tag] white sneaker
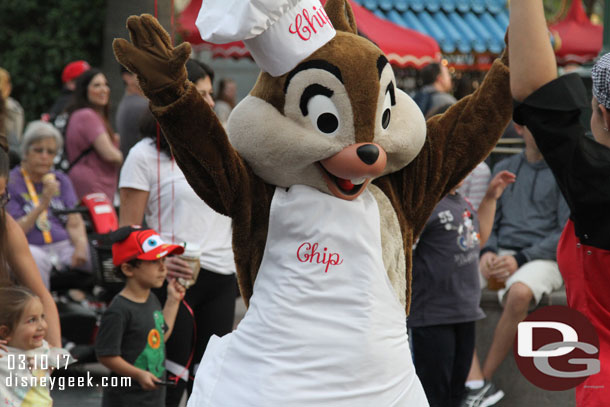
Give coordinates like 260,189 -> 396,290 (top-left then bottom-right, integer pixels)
461,380 -> 505,407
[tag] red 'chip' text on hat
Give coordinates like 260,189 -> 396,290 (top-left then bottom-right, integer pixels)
196,0 -> 336,77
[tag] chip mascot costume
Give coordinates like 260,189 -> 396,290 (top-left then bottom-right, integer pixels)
113,0 -> 511,405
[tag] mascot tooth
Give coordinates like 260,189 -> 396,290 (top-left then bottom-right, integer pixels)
113,0 -> 512,405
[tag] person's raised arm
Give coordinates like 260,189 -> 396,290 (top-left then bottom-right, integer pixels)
162,278 -> 185,340
509,0 -> 557,101
477,170 -> 516,246
5,214 -> 61,347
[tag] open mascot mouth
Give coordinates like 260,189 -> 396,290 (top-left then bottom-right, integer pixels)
317,143 -> 387,200
318,162 -> 370,199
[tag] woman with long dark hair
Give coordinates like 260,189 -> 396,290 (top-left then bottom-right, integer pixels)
65,68 -> 123,200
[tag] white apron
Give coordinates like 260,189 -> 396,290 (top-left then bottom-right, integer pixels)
188,185 -> 428,407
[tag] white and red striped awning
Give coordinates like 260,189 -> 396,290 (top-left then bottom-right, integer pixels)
177,0 -> 441,68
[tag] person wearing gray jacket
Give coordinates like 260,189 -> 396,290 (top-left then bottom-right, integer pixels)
462,123 -> 569,407
483,154 -> 570,268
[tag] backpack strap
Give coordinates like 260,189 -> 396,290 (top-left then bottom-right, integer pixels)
59,113 -> 94,173
66,146 -> 94,173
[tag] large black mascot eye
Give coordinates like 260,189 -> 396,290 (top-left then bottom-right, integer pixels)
317,113 -> 339,134
381,92 -> 392,129
382,109 -> 391,129
307,94 -> 341,136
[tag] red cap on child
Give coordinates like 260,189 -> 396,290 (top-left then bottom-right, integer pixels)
112,227 -> 184,266
61,60 -> 91,84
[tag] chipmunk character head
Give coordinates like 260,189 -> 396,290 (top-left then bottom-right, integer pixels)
227,1 -> 426,200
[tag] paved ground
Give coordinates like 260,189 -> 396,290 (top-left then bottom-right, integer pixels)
50,364 -> 105,407
49,298 -> 247,406
51,291 -> 574,407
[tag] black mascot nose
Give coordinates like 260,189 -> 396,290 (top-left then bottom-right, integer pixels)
357,144 -> 379,165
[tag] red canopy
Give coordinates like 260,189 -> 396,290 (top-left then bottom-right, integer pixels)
177,0 -> 250,59
549,0 -> 602,65
177,0 -> 441,68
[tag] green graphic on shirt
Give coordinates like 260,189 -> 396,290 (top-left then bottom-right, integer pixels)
134,310 -> 166,378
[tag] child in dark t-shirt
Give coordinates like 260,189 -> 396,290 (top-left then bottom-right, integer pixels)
408,171 -> 514,407
95,226 -> 185,407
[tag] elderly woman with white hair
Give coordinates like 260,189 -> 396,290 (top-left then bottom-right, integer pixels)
6,120 -> 90,288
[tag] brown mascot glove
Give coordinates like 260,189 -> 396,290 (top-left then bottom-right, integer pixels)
113,14 -> 191,105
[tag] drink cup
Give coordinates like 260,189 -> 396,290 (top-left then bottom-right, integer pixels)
178,243 -> 201,289
487,276 -> 506,291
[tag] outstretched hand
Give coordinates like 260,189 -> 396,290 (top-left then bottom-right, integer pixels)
485,170 -> 516,200
113,14 -> 191,97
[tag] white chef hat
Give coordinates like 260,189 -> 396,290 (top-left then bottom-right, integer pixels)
196,0 -> 336,77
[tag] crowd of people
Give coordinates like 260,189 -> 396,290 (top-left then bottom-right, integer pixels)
1,0 -> 609,405
0,55 -> 238,406
408,54 -> 571,407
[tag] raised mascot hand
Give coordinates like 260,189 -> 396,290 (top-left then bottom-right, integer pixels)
113,14 -> 191,103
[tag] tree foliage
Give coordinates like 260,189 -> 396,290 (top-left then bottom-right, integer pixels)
582,0 -> 604,17
0,0 -> 106,122
544,0 -> 564,18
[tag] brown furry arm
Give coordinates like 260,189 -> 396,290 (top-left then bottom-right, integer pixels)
396,57 -> 511,237
150,83 -> 275,217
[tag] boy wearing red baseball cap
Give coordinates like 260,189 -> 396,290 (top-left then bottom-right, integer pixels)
95,226 -> 185,407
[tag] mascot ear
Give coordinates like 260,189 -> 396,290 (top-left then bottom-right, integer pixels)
324,0 -> 358,35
